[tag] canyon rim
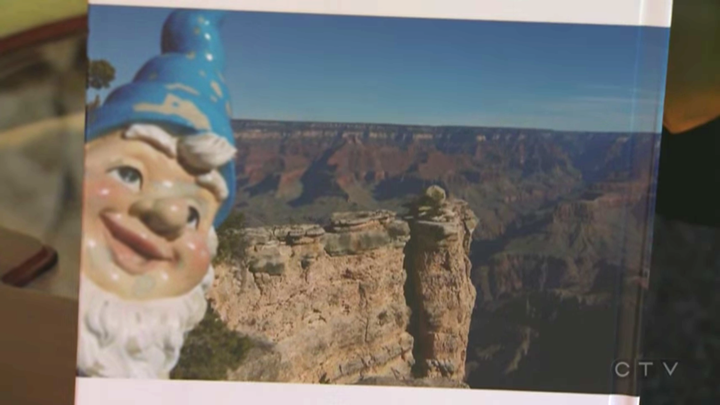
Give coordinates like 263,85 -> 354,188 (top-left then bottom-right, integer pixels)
172,120 -> 656,393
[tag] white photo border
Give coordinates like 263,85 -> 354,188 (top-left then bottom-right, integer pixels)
76,377 -> 641,405
88,0 -> 672,27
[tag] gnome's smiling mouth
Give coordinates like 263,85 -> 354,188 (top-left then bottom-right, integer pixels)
101,212 -> 174,274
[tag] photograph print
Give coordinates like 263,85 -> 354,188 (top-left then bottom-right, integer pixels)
80,4 -> 669,395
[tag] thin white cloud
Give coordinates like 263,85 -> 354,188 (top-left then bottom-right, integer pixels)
571,95 -> 660,104
577,84 -> 660,97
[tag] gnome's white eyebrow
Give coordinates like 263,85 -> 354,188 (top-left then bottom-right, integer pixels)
177,133 -> 236,173
177,133 -> 235,202
196,171 -> 228,202
123,124 -> 177,157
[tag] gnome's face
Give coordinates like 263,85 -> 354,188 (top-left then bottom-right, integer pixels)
82,127 -> 221,301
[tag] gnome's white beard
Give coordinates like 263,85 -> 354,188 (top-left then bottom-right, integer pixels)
76,267 -> 214,379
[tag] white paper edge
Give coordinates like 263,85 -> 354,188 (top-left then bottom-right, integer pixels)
75,378 -> 640,405
88,0 -> 672,28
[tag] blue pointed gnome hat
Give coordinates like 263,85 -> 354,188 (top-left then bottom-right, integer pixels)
86,9 -> 235,227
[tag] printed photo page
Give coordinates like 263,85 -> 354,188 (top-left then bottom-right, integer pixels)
76,0 -> 673,403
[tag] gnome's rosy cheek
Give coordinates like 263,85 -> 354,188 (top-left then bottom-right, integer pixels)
85,178 -> 114,206
178,232 -> 211,274
86,173 -> 139,208
84,176 -> 111,204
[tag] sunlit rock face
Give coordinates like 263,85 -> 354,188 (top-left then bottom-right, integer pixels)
210,187 -> 477,386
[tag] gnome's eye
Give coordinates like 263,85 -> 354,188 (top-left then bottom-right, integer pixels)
109,166 -> 143,192
187,207 -> 200,229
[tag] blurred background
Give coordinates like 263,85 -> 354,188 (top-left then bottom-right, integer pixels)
0,0 -> 86,298
643,1 -> 720,403
0,0 -> 718,403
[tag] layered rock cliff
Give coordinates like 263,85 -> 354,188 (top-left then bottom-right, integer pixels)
209,188 -> 477,386
403,186 -> 477,380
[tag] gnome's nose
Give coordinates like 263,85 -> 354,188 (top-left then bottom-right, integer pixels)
132,197 -> 191,239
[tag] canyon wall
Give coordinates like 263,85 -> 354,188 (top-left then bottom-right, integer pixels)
228,121 -> 657,392
209,187 -> 477,385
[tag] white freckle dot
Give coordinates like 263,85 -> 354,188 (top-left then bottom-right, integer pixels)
187,242 -> 196,251
170,205 -> 179,212
87,239 -> 97,248
111,273 -> 119,281
161,273 -> 169,281
99,188 -> 110,196
162,181 -> 173,188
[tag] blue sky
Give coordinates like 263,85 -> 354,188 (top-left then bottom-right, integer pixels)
88,5 -> 669,132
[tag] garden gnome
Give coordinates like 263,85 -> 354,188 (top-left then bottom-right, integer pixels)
77,9 -> 236,379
